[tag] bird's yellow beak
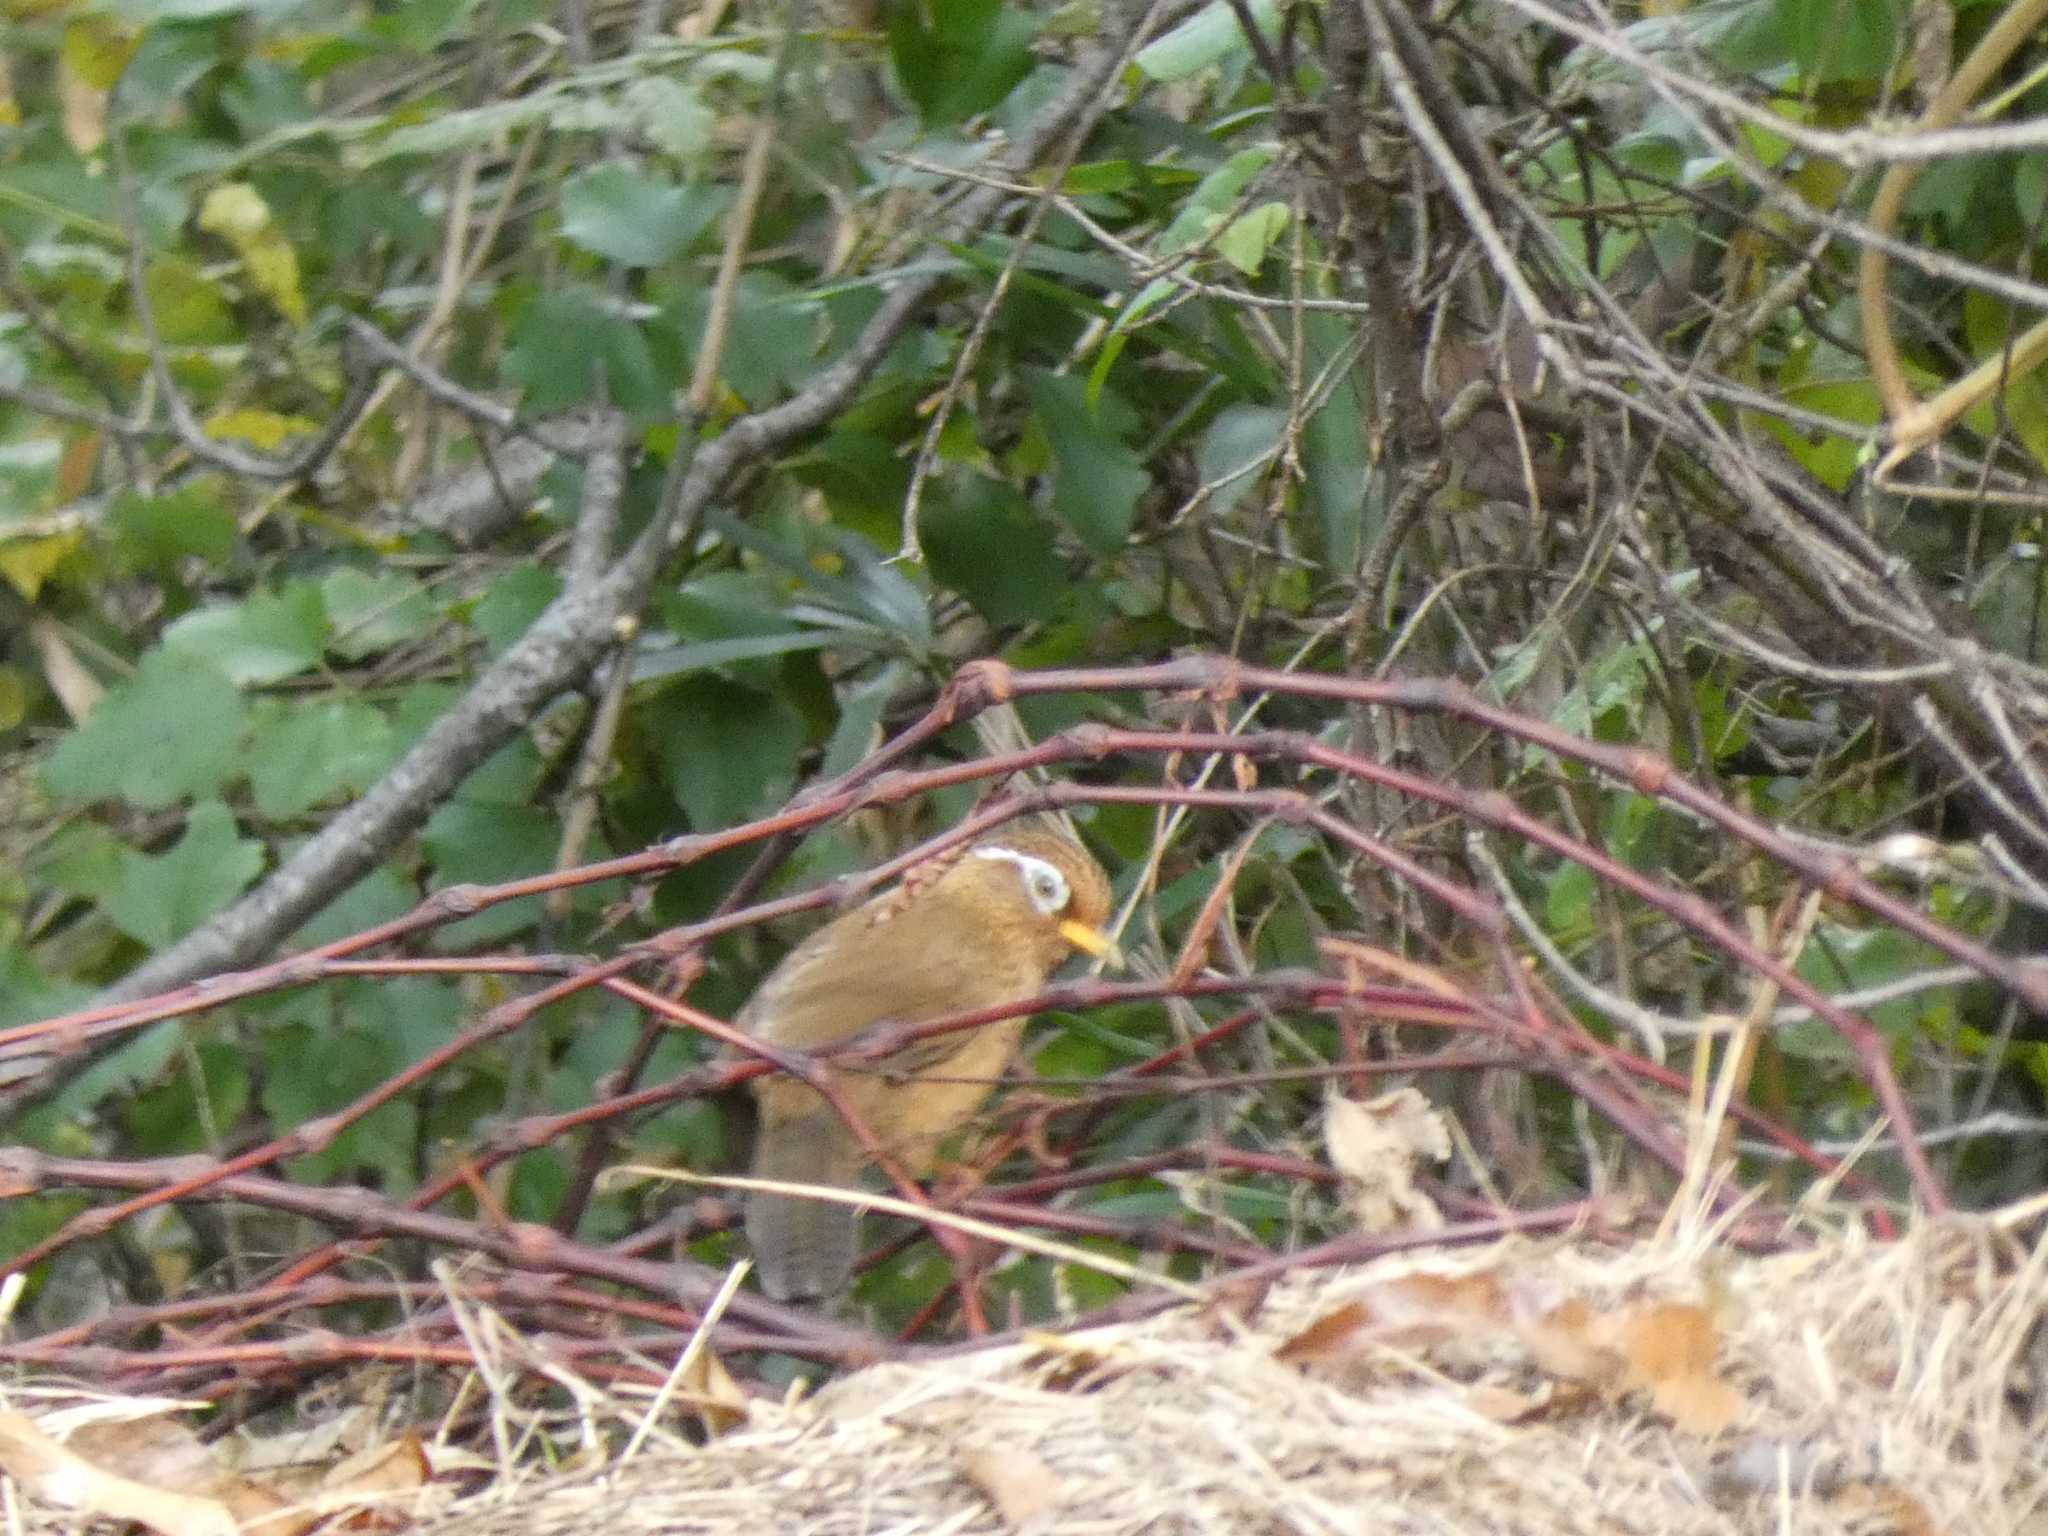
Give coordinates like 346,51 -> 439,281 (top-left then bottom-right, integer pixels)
1059,919 -> 1122,968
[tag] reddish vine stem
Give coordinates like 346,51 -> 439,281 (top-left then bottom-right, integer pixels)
4,653 -> 2018,1392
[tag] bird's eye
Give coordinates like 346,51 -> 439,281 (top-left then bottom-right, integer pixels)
972,846 -> 1070,915
1017,858 -> 1068,915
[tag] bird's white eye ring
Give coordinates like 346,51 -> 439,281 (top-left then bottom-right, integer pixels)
975,847 -> 1070,916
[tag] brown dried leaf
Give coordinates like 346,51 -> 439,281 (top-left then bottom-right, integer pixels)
1650,1371 -> 1742,1436
1167,829 -> 1259,987
216,1476 -> 303,1536
1276,1271 -> 1512,1366
1323,1088 -> 1452,1233
65,1413 -> 311,1536
66,1415 -> 217,1494
1836,1480 -> 1943,1536
960,1446 -> 1060,1530
1609,1301 -> 1718,1381
1274,1302 -> 1372,1366
1462,1382 -> 1553,1423
1608,1301 -> 1740,1434
323,1433 -> 429,1498
679,1344 -> 750,1438
1510,1294 -> 1742,1434
1019,1333 -> 1144,1394
0,1412 -> 238,1536
1514,1296 -> 1624,1385
1195,1272 -> 1273,1338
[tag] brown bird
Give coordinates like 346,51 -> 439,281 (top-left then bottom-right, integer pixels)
740,826 -> 1115,1302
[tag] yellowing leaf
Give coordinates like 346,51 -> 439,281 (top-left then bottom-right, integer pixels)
61,15 -> 136,89
1215,201 -> 1290,276
197,183 -> 307,327
58,17 -> 132,153
206,408 -> 316,449
0,530 -> 83,599
0,666 -> 24,730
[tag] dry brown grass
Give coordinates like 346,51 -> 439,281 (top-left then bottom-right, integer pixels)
393,1205 -> 2046,1536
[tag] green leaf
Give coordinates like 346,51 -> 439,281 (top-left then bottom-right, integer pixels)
0,949 -> 93,1031
1196,404 -> 1285,507
505,288 -> 668,414
623,76 -> 717,167
1135,0 -> 1282,80
0,441 -> 61,527
1786,924 -> 1943,1057
889,0 -> 1039,125
421,799 -> 557,887
163,582 -> 330,685
106,0 -> 305,17
1159,148 -> 1277,254
1775,0 -> 1896,83
1576,0 -> 1786,78
1769,378 -> 1882,492
1301,310 -> 1370,571
321,568 -> 437,659
291,865 -> 417,949
1214,201 -> 1290,275
100,801 -> 265,950
420,744 -> 557,946
1086,275 -> 1173,410
659,273 -> 815,404
109,486 -> 238,569
630,630 -> 838,682
924,475 -> 1069,624
261,1017 -> 420,1190
560,163 -> 724,266
48,1020 -> 182,1117
1024,369 -> 1148,554
820,661 -> 911,779
657,676 -> 808,830
246,698 -> 394,818
363,0 -> 479,47
143,258 -> 236,345
43,650 -> 246,808
473,566 -> 562,656
1544,860 -> 1595,940
123,1040 -> 249,1156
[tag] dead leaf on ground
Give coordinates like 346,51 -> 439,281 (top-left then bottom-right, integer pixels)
0,1412 -> 240,1536
960,1445 -> 1060,1530
1323,1088 -> 1452,1233
1195,1271 -> 1273,1338
3,1409 -> 444,1536
1018,1332 -> 1151,1394
1277,1266 -> 1743,1435
1276,1270 -> 1510,1365
1511,1287 -> 1743,1435
1461,1381 -> 1555,1423
677,1343 -> 750,1438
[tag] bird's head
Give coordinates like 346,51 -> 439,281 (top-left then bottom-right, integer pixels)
931,828 -> 1118,974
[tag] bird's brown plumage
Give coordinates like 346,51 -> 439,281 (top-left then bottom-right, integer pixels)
740,827 -> 1113,1302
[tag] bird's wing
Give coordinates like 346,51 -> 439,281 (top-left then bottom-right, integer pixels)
739,898 -> 1033,1047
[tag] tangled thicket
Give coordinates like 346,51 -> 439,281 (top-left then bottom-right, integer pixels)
1,0 -> 2046,1477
